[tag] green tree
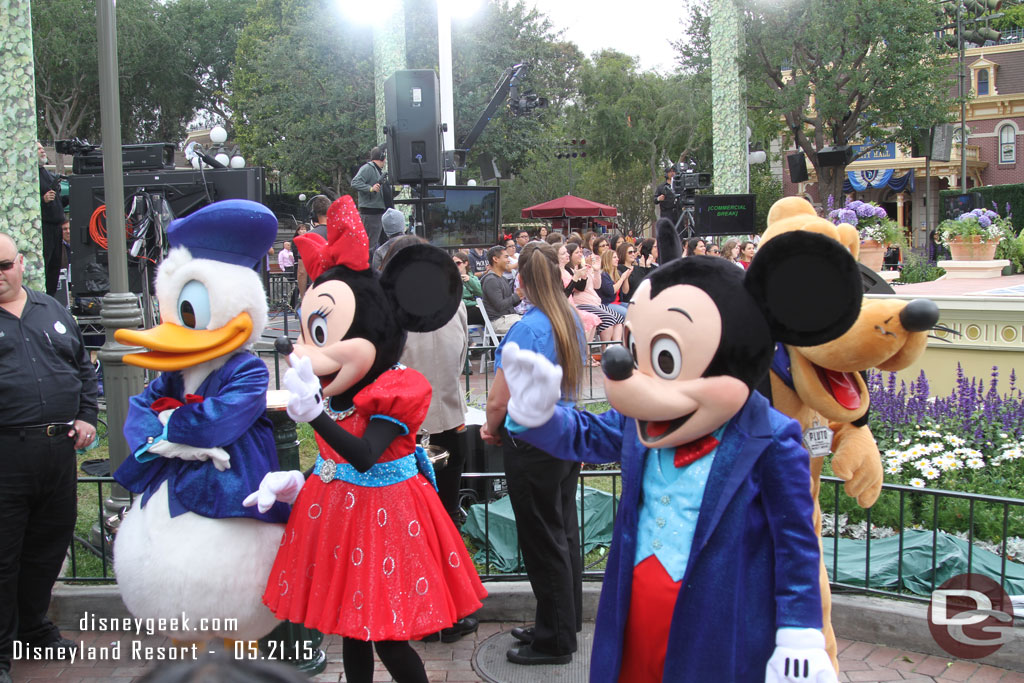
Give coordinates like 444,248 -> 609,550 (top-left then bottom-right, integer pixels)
738,0 -> 954,204
230,0 -> 376,192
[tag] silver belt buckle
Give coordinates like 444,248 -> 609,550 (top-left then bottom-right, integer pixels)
318,459 -> 337,484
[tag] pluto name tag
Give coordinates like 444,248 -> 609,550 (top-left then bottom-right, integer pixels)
803,422 -> 833,458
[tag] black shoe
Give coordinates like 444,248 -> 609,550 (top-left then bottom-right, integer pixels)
421,617 -> 479,644
506,644 -> 572,665
510,626 -> 534,644
440,617 -> 479,643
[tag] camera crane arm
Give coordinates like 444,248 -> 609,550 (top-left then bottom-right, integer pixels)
452,63 -> 528,166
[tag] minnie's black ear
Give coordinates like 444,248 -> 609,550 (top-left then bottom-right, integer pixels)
380,244 -> 461,333
656,218 -> 681,264
744,232 -> 862,347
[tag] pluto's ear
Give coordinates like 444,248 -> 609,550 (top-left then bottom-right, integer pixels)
744,231 -> 862,347
656,217 -> 681,264
380,244 -> 462,332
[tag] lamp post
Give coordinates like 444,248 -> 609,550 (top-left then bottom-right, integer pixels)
555,139 -> 587,195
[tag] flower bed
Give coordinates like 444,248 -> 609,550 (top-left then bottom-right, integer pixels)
819,365 -> 1024,557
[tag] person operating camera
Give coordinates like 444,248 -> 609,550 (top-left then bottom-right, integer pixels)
654,166 -> 680,227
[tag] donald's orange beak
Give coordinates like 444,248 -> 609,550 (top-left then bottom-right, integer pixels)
114,312 -> 253,371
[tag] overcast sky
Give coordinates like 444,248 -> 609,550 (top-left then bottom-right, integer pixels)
525,0 -> 690,74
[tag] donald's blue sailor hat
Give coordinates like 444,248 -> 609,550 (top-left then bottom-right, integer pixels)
167,199 -> 278,269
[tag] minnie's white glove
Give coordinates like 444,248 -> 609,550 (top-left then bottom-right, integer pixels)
148,439 -> 231,471
765,628 -> 837,683
242,470 -> 306,513
502,342 -> 562,428
284,354 -> 323,423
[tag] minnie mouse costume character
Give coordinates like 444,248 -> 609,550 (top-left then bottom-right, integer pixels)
495,219 -> 863,682
245,197 -> 485,683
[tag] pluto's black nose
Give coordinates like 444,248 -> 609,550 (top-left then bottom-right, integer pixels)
275,336 -> 294,355
899,299 -> 940,333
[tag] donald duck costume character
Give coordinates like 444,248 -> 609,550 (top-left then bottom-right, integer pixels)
113,200 -> 286,643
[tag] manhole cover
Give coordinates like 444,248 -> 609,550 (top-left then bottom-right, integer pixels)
473,624 -> 593,683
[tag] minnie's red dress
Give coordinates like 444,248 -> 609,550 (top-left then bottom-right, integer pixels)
263,367 -> 486,641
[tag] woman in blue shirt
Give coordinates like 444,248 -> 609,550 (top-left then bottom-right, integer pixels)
481,241 -> 585,666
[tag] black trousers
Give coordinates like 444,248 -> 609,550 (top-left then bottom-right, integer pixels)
429,427 -> 467,524
502,429 -> 583,656
41,221 -> 63,297
0,430 -> 77,672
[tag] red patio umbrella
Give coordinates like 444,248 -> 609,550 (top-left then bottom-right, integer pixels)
520,194 -> 618,219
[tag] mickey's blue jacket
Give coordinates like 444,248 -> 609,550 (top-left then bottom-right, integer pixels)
511,391 -> 822,682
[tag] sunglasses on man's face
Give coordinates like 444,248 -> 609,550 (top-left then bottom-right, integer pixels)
0,258 -> 19,272
708,248 -> 720,254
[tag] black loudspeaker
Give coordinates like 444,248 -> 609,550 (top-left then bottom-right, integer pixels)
787,152 -> 809,182
817,145 -> 854,167
383,70 -> 443,185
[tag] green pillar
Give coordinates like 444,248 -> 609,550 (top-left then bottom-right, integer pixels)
710,0 -> 745,195
0,0 -> 45,288
373,12 -> 407,147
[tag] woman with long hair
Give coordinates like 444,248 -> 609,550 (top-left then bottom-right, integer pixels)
720,238 -> 743,268
562,242 -> 623,344
557,244 -> 600,348
615,242 -> 645,304
481,242 -> 584,666
597,248 -> 630,319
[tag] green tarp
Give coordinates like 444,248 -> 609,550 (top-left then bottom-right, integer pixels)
822,529 -> 1024,596
463,486 -> 617,573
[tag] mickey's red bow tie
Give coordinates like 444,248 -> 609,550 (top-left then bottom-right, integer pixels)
673,434 -> 719,468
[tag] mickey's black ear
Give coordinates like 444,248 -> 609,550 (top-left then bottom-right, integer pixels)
380,244 -> 461,332
744,232 -> 862,346
656,218 -> 681,264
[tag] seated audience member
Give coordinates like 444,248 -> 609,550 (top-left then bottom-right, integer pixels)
545,232 -> 564,245
706,243 -> 721,256
721,238 -> 743,268
685,236 -> 706,257
563,243 -> 623,345
467,246 -> 490,275
503,239 -> 519,279
534,225 -> 549,242
371,208 -> 408,271
615,242 -> 645,304
607,233 -> 624,255
738,240 -> 756,269
480,245 -> 523,334
455,251 -> 484,325
597,249 -> 631,319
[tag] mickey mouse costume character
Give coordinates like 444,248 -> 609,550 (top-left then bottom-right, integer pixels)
113,200 -> 287,644
496,219 -> 863,682
245,196 -> 486,683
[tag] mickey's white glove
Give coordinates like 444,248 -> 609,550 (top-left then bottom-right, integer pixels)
502,342 -> 562,428
765,628 -> 837,683
148,439 -> 232,471
243,470 -> 306,513
284,354 -> 323,423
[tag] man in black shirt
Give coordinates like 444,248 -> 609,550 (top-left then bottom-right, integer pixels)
38,142 -> 66,297
0,232 -> 98,682
654,166 -> 680,228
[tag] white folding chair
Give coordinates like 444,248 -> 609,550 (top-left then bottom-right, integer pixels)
475,297 -> 504,372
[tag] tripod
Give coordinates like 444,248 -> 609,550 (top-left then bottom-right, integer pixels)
673,203 -> 697,240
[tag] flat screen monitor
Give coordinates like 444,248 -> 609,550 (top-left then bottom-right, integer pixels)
694,194 -> 756,236
422,185 -> 500,248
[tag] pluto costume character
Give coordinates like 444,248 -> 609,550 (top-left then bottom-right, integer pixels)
497,220 -> 863,682
761,197 -> 941,669
113,200 -> 286,643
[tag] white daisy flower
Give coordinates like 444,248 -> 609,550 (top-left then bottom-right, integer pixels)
945,435 -> 966,446
885,462 -> 902,475
966,457 -> 985,469
922,467 -> 941,480
909,478 -> 926,488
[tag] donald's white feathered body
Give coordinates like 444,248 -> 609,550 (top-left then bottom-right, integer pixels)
113,201 -> 287,641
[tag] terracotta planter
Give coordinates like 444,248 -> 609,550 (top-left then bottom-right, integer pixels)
858,239 -> 885,271
948,235 -> 999,261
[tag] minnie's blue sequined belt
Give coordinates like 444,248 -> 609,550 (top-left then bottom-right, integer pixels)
313,446 -> 437,490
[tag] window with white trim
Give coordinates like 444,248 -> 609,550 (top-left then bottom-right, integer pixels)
1000,124 -> 1016,164
978,69 -> 989,96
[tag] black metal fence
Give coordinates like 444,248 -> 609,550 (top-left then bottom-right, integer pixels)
69,471 -> 1024,600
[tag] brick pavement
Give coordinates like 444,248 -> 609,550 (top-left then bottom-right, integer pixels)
8,625 -> 1023,682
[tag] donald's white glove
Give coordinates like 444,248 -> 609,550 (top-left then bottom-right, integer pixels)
765,628 -> 837,683
243,470 -> 306,513
148,440 -> 231,471
502,342 -> 562,428
284,354 -> 323,423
